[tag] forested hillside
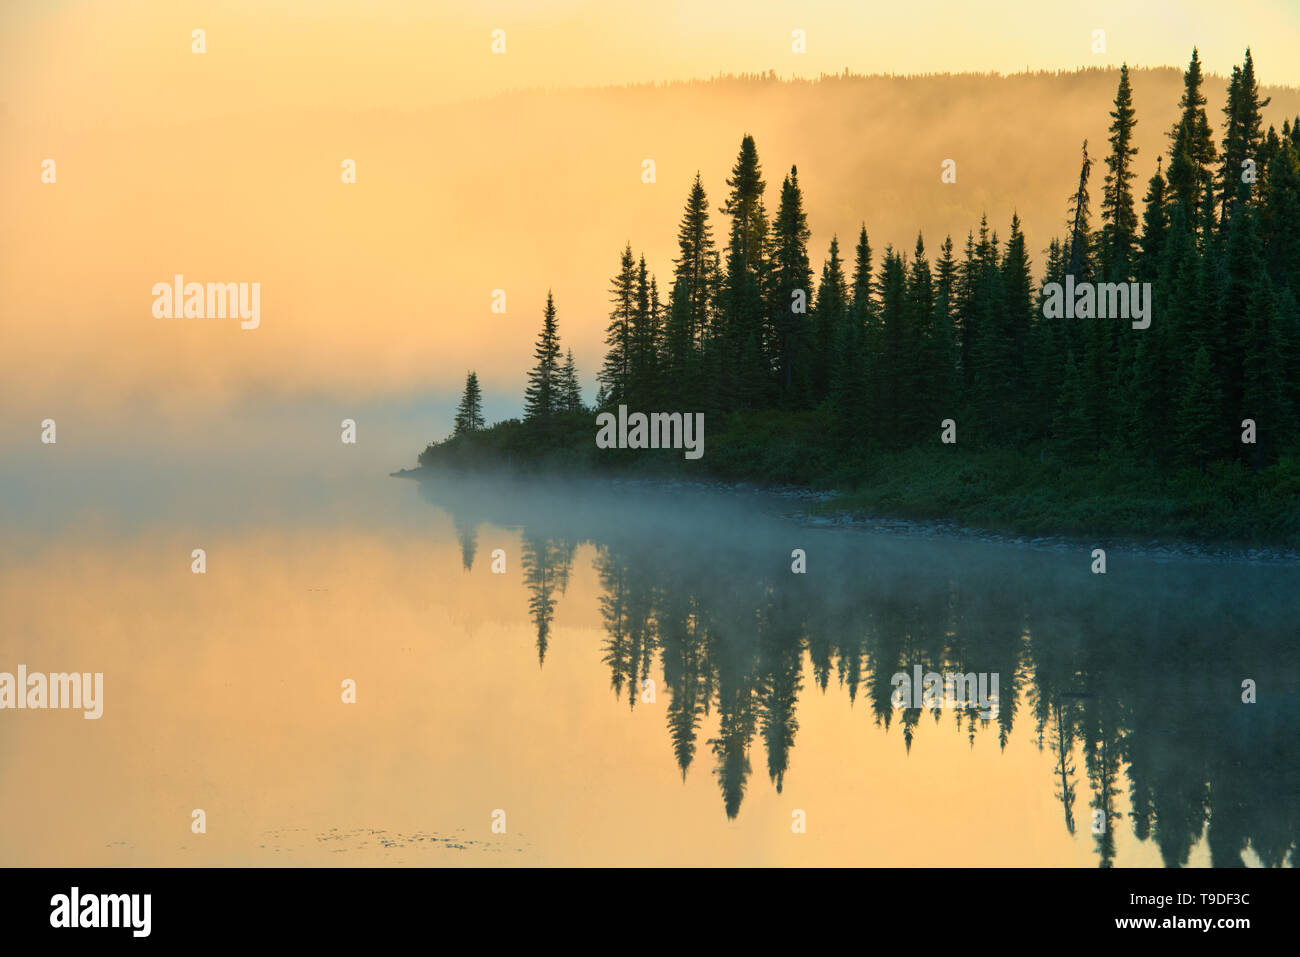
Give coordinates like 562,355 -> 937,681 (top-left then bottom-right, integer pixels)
423,51 -> 1300,544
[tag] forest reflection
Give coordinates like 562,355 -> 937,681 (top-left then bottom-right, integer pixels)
422,473 -> 1298,868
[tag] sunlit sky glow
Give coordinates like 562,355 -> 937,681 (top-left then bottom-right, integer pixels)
2,1 -> 1298,435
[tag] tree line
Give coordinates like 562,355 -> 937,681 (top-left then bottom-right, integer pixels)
457,48 -> 1300,473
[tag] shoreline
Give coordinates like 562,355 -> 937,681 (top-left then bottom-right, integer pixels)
391,466 -> 1300,566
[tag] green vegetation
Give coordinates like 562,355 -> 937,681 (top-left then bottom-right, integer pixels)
420,49 -> 1300,547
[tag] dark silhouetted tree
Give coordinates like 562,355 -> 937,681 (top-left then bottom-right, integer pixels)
453,370 -> 484,436
524,291 -> 562,425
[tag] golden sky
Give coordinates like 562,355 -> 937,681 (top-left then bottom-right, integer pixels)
2,1 -> 1298,435
4,0 -> 1299,121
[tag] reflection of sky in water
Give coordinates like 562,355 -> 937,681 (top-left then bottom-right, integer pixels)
1,428 -> 1296,866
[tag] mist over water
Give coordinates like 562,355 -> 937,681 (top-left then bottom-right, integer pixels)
3,453 -> 1294,866
7,69 -> 1300,417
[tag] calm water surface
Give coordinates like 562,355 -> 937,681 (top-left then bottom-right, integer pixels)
1,462 -> 1295,867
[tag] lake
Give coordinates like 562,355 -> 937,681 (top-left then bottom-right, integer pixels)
1,462 -> 1296,866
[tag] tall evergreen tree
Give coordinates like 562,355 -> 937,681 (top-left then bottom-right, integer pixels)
628,256 -> 662,406
770,166 -> 814,402
665,173 -> 719,403
966,216 -> 1011,441
1000,215 -> 1036,440
850,225 -> 875,323
903,233 -> 943,438
875,247 -> 908,446
1138,157 -> 1169,280
721,135 -> 767,273
812,236 -> 848,403
524,291 -> 563,425
1101,64 -> 1140,281
718,135 -> 770,407
1219,64 -> 1244,221
599,244 -> 638,406
453,370 -> 485,435
957,229 -> 980,392
1030,236 -> 1068,440
1167,48 -> 1217,230
1066,141 -> 1095,281
930,235 -> 960,421
831,225 -> 875,447
1128,161 -> 1171,462
559,349 -> 583,413
1218,48 -> 1270,224
1262,140 -> 1300,292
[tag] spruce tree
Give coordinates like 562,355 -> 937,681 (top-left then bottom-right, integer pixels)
453,370 -> 485,436
901,233 -> 935,439
665,173 -> 719,403
1199,177 -> 1220,247
1167,48 -> 1217,230
1262,139 -> 1300,293
599,244 -> 638,406
851,225 -> 874,316
832,225 -> 874,448
875,248 -> 908,446
1257,124 -> 1284,212
628,256 -> 662,407
718,135 -> 770,407
1066,141 -> 1095,282
1101,65 -> 1139,281
966,216 -> 1010,442
957,229 -> 980,392
770,166 -> 813,402
1160,203 -> 1206,361
1219,48 -> 1270,224
1219,65 -> 1244,222
812,236 -> 847,403
559,349 -> 583,413
1001,214 -> 1035,434
524,291 -> 562,425
930,235 -> 960,424
1138,157 -> 1169,280
1029,236 -> 1067,441
1128,166 -> 1177,461
672,172 -> 719,346
646,277 -> 664,401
